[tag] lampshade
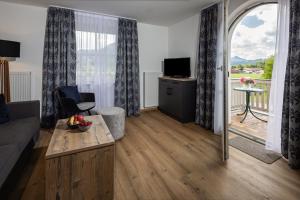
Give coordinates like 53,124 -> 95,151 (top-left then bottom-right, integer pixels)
0,40 -> 20,61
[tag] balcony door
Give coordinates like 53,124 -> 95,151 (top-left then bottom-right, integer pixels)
227,3 -> 278,144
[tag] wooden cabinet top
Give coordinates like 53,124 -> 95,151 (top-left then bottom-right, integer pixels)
46,115 -> 115,159
159,76 -> 196,82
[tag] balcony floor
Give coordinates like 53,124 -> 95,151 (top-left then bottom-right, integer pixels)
229,110 -> 268,141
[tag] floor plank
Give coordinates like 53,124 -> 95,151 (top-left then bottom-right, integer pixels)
230,110 -> 268,140
2,111 -> 300,200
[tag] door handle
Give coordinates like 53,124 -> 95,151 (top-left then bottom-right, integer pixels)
166,88 -> 172,95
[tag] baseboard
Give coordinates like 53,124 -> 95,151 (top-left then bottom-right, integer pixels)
141,107 -> 158,112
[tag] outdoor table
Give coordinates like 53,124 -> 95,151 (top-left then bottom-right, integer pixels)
233,87 -> 267,123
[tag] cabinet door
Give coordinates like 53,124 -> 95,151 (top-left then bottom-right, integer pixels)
159,79 -> 171,112
167,81 -> 183,119
181,81 -> 196,122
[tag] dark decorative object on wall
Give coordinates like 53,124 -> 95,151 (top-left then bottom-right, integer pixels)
0,40 -> 20,60
195,4 -> 218,130
114,18 -> 140,116
281,0 -> 300,169
42,7 -> 76,128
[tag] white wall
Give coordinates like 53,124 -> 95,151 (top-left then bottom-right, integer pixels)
168,15 -> 199,77
0,1 -> 46,102
0,0 -> 254,110
167,0 -> 256,77
138,23 -> 168,108
0,1 -> 169,110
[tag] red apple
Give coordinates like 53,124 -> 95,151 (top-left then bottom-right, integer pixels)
77,115 -> 84,122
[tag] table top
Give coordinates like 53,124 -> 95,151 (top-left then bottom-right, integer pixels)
234,87 -> 264,93
46,115 -> 115,159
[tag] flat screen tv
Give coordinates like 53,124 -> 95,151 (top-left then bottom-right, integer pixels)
163,57 -> 191,78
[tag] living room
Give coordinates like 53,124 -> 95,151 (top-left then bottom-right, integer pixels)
0,0 -> 300,199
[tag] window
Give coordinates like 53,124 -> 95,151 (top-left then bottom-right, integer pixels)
230,4 -> 278,80
229,3 -> 278,141
75,12 -> 118,110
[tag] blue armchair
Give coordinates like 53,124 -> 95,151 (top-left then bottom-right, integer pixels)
55,86 -> 96,119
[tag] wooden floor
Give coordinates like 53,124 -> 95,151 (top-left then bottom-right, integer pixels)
230,110 -> 268,140
2,111 -> 300,200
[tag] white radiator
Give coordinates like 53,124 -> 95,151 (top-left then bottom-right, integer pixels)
10,72 -> 31,102
143,72 -> 162,108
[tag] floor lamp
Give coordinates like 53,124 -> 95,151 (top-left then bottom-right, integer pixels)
0,40 -> 20,103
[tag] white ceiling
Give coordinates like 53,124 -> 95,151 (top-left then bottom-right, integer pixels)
0,0 -> 215,26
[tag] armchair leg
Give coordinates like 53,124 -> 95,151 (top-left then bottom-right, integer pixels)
88,110 -> 92,116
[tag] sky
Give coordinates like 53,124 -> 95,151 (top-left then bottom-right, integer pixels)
231,4 -> 278,60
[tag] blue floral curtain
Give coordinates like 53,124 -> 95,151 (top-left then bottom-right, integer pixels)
281,0 -> 300,169
195,4 -> 219,130
42,7 -> 76,127
114,18 -> 140,116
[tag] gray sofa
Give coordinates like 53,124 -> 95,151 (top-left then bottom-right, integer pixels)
0,101 -> 40,188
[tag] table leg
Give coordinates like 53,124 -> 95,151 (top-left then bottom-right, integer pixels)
249,107 -> 267,122
237,91 -> 250,123
237,91 -> 267,123
237,108 -> 247,116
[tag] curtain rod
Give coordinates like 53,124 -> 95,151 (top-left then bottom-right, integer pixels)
49,5 -> 137,21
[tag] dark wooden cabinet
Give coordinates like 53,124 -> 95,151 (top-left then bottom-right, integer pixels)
158,77 -> 196,123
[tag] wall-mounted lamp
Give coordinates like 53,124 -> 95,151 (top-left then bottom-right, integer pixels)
0,40 -> 20,102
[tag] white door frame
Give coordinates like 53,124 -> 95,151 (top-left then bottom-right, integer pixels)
223,0 -> 278,160
222,0 -> 229,161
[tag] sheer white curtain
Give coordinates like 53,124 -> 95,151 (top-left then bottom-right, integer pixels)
214,2 -> 224,134
75,12 -> 118,111
266,0 -> 290,153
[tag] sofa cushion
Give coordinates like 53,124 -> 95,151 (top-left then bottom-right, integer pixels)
0,94 -> 10,124
59,86 -> 81,103
0,144 -> 20,187
0,117 -> 39,151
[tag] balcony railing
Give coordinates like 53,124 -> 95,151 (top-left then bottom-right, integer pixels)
230,78 -> 271,113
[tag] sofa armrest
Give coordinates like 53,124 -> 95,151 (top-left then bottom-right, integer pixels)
7,100 -> 40,121
80,93 -> 95,102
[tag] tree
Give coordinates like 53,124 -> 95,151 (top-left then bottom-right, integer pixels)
239,64 -> 244,71
262,56 -> 274,79
257,61 -> 265,69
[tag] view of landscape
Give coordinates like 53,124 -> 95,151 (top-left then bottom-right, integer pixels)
231,55 -> 274,79
230,4 -> 278,80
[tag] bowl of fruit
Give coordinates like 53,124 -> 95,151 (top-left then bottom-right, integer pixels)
67,115 -> 84,129
78,120 -> 93,132
67,115 -> 92,132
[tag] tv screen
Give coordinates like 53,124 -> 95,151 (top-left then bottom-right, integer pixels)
164,57 -> 191,78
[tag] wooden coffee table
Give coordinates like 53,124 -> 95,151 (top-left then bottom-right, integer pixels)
45,115 -> 115,200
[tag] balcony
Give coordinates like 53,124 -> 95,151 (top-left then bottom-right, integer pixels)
229,78 -> 271,141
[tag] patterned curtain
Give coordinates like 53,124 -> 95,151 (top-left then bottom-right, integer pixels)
114,18 -> 140,116
195,4 -> 218,130
281,0 -> 300,169
42,7 -> 76,127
